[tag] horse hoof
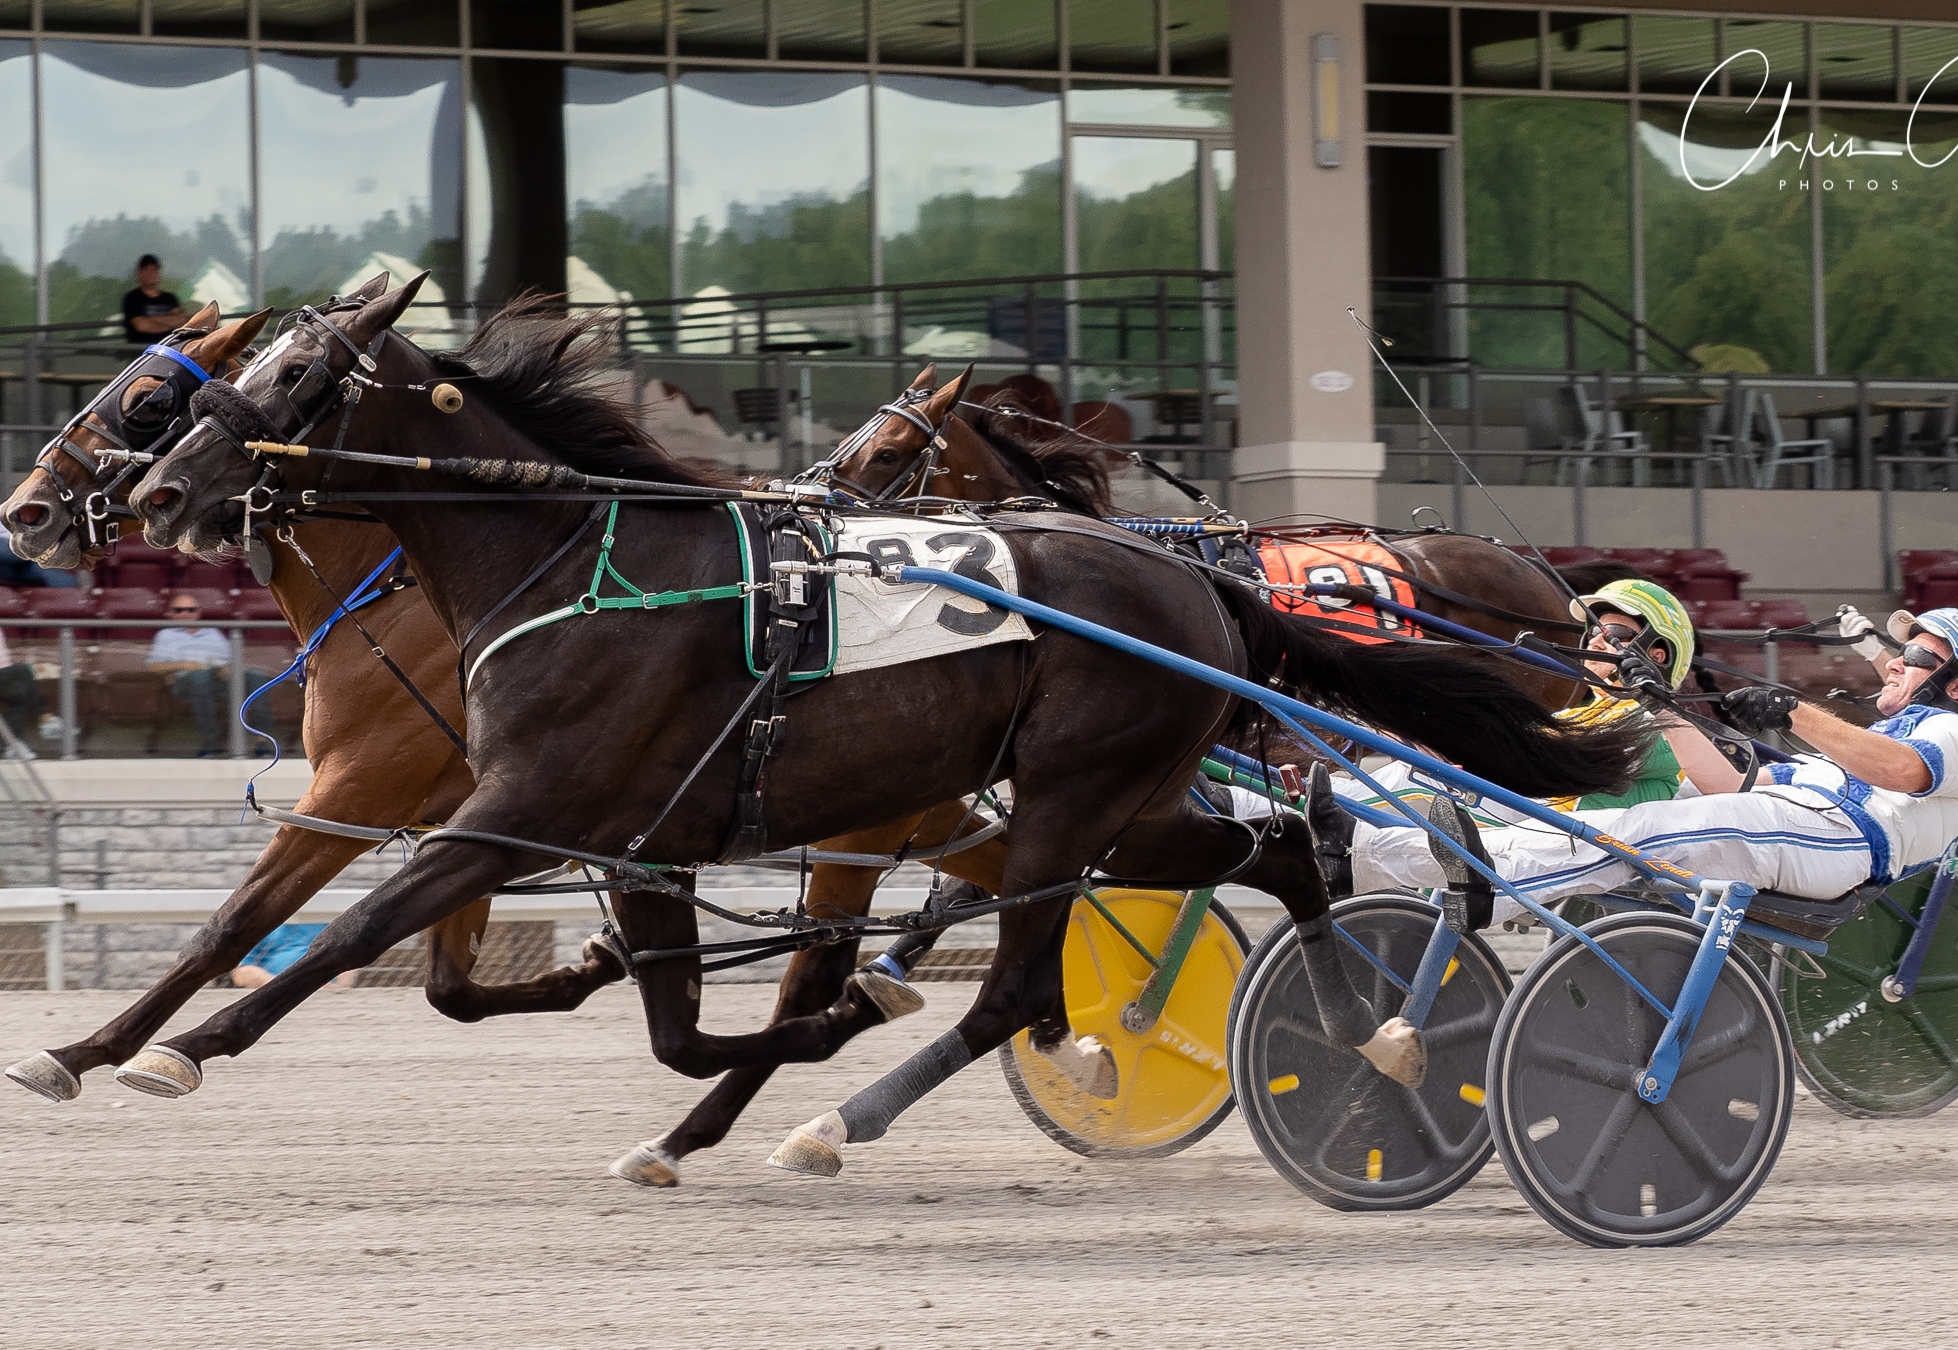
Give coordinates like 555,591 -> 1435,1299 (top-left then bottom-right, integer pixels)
767,1110 -> 845,1178
5,1051 -> 81,1102
1357,1016 -> 1427,1089
1038,1034 -> 1120,1100
114,1046 -> 202,1099
607,1142 -> 680,1188
848,969 -> 924,1022
582,931 -> 631,980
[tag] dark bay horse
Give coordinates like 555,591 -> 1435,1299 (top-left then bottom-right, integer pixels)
127,277 -> 1650,1180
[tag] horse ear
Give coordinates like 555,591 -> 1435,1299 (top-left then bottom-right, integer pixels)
344,271 -> 391,303
907,364 -> 937,391
186,307 -> 273,372
341,272 -> 428,349
186,301 -> 221,331
923,363 -> 975,423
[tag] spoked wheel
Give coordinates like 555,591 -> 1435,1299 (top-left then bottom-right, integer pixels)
1227,893 -> 1510,1211
999,889 -> 1249,1159
1780,871 -> 1958,1119
1488,911 -> 1793,1248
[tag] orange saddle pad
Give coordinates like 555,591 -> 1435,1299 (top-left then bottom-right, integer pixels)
1256,538 -> 1423,645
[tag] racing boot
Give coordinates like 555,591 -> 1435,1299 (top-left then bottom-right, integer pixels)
1303,763 -> 1355,900
1425,793 -> 1496,932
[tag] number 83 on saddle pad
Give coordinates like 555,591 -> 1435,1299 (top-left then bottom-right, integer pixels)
728,505 -> 1033,680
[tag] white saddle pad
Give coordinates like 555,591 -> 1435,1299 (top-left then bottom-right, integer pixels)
831,516 -> 1033,675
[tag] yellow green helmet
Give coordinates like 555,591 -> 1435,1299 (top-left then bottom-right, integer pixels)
1577,579 -> 1696,688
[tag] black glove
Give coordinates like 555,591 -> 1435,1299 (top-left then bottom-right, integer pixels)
1615,651 -> 1670,698
1721,686 -> 1799,736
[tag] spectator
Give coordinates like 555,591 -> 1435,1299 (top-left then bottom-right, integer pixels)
121,254 -> 187,345
0,624 -> 54,752
146,593 -> 272,757
233,923 -> 357,989
0,522 -> 78,588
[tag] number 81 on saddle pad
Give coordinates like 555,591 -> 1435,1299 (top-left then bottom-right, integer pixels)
727,506 -> 1034,680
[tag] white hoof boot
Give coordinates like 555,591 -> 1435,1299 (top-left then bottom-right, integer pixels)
1356,1016 -> 1427,1089
848,969 -> 925,1022
768,1109 -> 846,1177
6,1051 -> 81,1103
1039,1035 -> 1120,1100
114,1046 -> 203,1099
607,1141 -> 680,1188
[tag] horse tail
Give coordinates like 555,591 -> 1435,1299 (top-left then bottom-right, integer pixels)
1215,584 -> 1653,800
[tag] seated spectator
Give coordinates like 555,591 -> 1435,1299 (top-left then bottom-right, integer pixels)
233,923 -> 357,989
146,593 -> 272,756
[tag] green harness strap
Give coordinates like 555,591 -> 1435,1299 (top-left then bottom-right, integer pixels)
466,499 -> 748,690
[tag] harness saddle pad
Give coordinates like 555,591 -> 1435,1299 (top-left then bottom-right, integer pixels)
1257,536 -> 1423,645
729,503 -> 839,681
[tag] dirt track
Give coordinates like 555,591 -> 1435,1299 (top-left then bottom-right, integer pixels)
4,983 -> 1955,1350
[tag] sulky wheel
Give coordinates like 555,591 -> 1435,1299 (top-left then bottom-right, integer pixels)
1227,892 -> 1510,1211
1781,871 -> 1958,1119
1487,911 -> 1793,1248
999,889 -> 1249,1159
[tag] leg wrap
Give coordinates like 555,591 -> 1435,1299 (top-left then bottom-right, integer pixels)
1294,914 -> 1378,1048
836,1028 -> 971,1142
868,926 -> 944,980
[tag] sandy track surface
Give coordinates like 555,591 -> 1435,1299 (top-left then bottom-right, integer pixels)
3,984 -> 1955,1350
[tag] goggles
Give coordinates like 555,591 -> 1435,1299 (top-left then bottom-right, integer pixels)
1901,642 -> 1949,671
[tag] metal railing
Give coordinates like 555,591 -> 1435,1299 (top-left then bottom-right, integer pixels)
1371,276 -> 1701,374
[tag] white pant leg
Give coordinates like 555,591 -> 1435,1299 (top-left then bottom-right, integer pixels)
1351,810 -> 1631,898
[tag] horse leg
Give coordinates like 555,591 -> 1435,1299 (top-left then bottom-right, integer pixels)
5,824 -> 375,1101
615,803 -> 1010,1187
421,895 -> 627,1023
114,838 -> 533,1097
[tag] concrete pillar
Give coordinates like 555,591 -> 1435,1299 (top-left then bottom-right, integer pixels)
1229,0 -> 1380,526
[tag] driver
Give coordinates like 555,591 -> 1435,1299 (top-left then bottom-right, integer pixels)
1307,607 -> 1958,928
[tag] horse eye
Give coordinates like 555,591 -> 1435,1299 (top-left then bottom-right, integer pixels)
874,449 -> 897,464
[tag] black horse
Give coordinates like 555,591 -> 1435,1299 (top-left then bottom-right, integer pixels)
130,277 -> 1649,1179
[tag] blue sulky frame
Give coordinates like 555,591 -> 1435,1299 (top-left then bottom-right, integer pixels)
892,564 -> 1829,1107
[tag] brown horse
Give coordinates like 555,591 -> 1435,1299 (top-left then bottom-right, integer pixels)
0,298 -> 1009,1190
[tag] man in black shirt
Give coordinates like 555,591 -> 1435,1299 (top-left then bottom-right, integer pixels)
121,254 -> 188,344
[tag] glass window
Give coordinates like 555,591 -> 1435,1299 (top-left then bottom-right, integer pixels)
1724,21 -> 1807,101
40,2 -> 140,35
1548,13 -> 1625,93
1461,97 -> 1631,368
0,1 -> 25,29
1461,9 -> 1539,90
676,0 -> 764,59
1212,145 -> 1233,272
472,0 -> 563,51
674,72 -> 869,295
151,0 -> 246,40
566,66 -> 669,318
1073,135 -> 1199,367
1367,91 -> 1450,136
1815,25 -> 1895,103
1904,28 -> 1958,107
974,0 -> 1056,71
573,0 -> 665,55
1635,16 -> 1715,97
365,0 -> 461,47
0,42 -> 31,328
40,43 -> 252,329
777,0 -> 865,63
471,57 -> 569,304
259,0 -> 356,44
1364,5 -> 1449,87
1640,102 -> 1813,374
1166,0 -> 1227,79
1068,0 -> 1157,77
1818,108 -> 1958,377
877,0 -> 963,67
1068,85 -> 1228,129
257,54 -> 463,317
877,75 -> 1059,285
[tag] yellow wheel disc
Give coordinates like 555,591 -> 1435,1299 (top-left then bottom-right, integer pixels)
1000,890 -> 1248,1158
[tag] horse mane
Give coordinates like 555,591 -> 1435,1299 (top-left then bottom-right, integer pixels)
428,294 -> 730,488
963,402 -> 1114,517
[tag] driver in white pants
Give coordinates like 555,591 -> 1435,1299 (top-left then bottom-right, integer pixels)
1330,607 -> 1958,926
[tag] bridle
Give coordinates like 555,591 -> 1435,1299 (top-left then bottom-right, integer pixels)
34,330 -> 222,548
801,384 -> 951,503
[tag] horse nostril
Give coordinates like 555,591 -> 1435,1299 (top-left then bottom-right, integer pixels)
147,487 -> 179,510
12,503 -> 44,527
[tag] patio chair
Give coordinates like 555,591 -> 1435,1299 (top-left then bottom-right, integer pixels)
1522,393 -> 1587,483
1898,395 -> 1958,490
1565,383 -> 1650,486
1753,393 -> 1835,489
1696,390 -> 1756,487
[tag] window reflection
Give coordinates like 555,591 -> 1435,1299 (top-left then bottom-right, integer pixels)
473,0 -> 563,51
1548,14 -> 1625,93
876,76 -> 1059,286
1462,97 -> 1630,368
1364,4 -> 1450,87
1640,103 -> 1812,373
1073,135 -> 1197,273
1212,146 -> 1233,272
1461,9 -> 1540,90
1818,109 -> 1958,377
1904,28 -> 1958,107
151,0 -> 247,40
365,0 -> 460,47
40,1 -> 140,36
877,0 -> 963,67
566,66 -> 668,332
1167,0 -> 1227,78
1069,0 -> 1158,76
1724,21 -> 1807,101
676,0 -> 764,59
974,0 -> 1055,71
1815,25 -> 1895,103
40,43 -> 251,329
0,42 -> 31,328
1633,16 -> 1716,96
0,1 -> 26,29
1069,85 -> 1228,129
674,72 -> 868,296
574,0 -> 666,55
259,0 -> 356,44
257,53 -> 462,325
776,0 -> 864,63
